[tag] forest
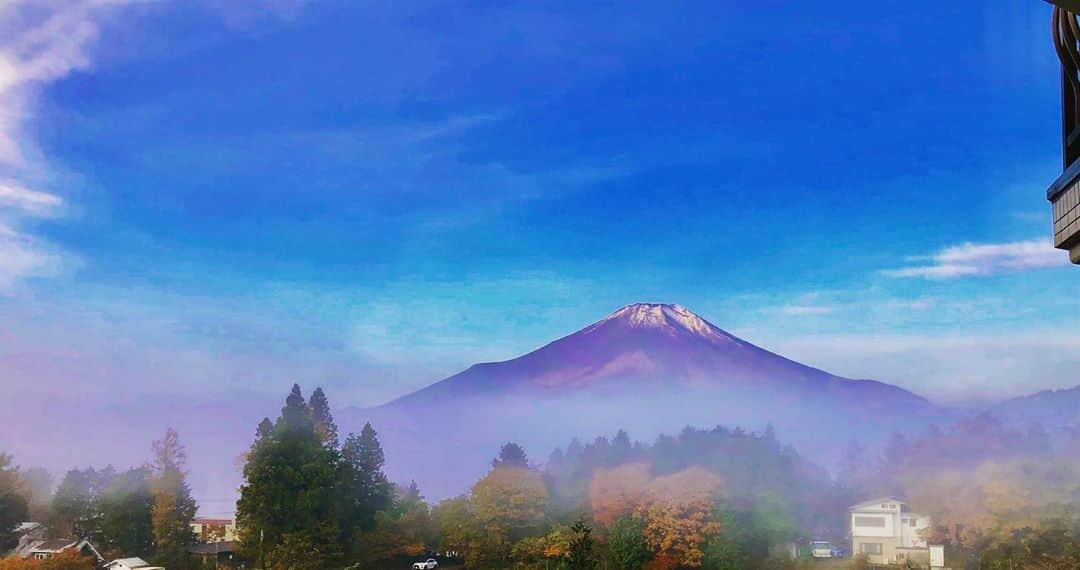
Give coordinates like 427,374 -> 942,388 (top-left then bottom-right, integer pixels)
2,385 -> 1080,569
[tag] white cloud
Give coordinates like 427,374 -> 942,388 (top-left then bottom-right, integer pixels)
0,0 -> 129,167
0,0 -> 132,288
883,239 -> 1068,279
0,182 -> 62,217
779,304 -> 836,316
768,331 -> 1080,404
0,224 -> 64,290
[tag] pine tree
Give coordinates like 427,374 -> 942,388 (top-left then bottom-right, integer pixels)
611,429 -> 633,465
838,439 -> 866,492
341,423 -> 393,536
149,428 -> 198,569
309,387 -> 339,448
49,466 -> 116,543
0,453 -> 29,553
238,386 -> 344,568
256,417 -> 274,440
567,517 -> 598,569
492,442 -> 528,469
279,383 -> 313,433
100,467 -> 154,557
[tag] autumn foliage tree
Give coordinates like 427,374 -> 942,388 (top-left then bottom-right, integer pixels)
588,462 -> 651,527
149,428 -> 198,568
639,468 -> 723,568
0,550 -> 96,570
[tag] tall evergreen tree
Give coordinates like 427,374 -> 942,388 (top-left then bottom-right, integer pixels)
492,442 -> 529,469
838,439 -> 866,492
149,428 -> 198,569
256,417 -> 274,440
20,467 -> 54,521
237,386 -> 343,568
567,517 -> 598,570
0,453 -> 29,553
309,387 -> 339,448
49,466 -> 116,542
279,383 -> 313,433
100,467 -> 154,558
341,423 -> 393,536
611,430 -> 633,465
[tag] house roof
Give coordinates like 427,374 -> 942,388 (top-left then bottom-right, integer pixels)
106,557 -> 155,569
13,522 -> 43,534
30,538 -> 80,552
849,497 -> 906,511
192,517 -> 234,525
188,541 -> 239,555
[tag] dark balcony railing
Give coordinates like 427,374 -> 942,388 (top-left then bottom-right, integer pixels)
1048,3 -> 1080,263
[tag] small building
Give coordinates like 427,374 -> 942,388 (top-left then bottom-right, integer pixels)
104,557 -> 166,570
191,517 -> 238,543
21,538 -> 103,563
189,540 -> 241,568
9,522 -> 47,557
850,497 -> 931,566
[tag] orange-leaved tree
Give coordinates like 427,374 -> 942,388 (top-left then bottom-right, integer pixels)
588,462 -> 651,528
639,467 -> 724,568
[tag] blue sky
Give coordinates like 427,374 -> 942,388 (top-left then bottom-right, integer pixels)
1,0 -> 1077,406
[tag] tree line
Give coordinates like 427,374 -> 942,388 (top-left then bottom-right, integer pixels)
231,386 -> 844,569
0,428 -> 198,569
838,413 -> 1080,569
6,386 -> 1080,570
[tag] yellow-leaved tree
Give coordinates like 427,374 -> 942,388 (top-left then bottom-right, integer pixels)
639,467 -> 724,569
588,462 -> 651,528
468,466 -> 549,568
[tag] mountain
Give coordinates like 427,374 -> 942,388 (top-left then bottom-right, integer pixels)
990,385 -> 1080,429
382,303 -> 931,412
346,303 -> 944,498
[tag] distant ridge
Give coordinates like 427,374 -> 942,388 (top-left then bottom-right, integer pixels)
991,385 -> 1080,428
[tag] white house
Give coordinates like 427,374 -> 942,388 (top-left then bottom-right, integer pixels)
104,557 -> 166,570
190,517 -> 238,543
850,497 -> 931,565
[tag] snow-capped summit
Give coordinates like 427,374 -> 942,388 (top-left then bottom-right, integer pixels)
592,303 -> 736,343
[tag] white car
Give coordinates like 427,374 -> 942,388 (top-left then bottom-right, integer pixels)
810,541 -> 834,558
412,559 -> 438,569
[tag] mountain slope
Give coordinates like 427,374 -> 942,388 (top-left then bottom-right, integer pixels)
382,303 -> 931,412
991,385 -> 1080,429
347,303 -> 942,498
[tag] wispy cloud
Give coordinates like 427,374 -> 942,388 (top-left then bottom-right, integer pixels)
769,330 -> 1080,403
0,223 -> 64,290
882,239 -> 1068,279
0,0 -> 131,289
778,304 -> 836,316
0,182 -> 63,217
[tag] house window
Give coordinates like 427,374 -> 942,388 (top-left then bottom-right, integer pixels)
854,516 -> 887,527
860,543 -> 883,555
909,519 -> 917,527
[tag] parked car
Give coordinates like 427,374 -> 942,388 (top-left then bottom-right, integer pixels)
810,540 -> 834,558
412,559 -> 438,569
830,544 -> 848,559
